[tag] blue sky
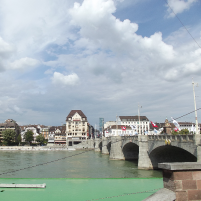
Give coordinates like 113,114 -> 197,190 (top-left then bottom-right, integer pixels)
0,0 -> 200,127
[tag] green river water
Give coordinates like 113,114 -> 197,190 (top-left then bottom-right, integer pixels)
0,150 -> 163,200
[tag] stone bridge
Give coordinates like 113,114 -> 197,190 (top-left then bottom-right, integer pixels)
94,135 -> 201,169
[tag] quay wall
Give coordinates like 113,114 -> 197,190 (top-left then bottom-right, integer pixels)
0,146 -> 68,151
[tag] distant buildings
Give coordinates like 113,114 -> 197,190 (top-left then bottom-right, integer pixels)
179,122 -> 201,133
118,116 -> 150,134
66,110 -> 88,146
0,119 -> 20,142
104,125 -> 134,137
53,126 -> 66,144
20,125 -> 41,142
99,118 -> 104,132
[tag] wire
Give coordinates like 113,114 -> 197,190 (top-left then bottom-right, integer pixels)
0,138 -> 120,176
85,188 -> 162,201
165,0 -> 201,49
172,108 -> 201,121
0,107 -> 200,176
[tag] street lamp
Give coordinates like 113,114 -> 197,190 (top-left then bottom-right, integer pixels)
192,78 -> 199,135
138,104 -> 142,135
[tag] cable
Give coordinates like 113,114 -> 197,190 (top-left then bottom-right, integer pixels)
85,188 -> 162,201
165,0 -> 201,49
172,107 -> 201,121
0,108 -> 200,176
0,138 -> 120,176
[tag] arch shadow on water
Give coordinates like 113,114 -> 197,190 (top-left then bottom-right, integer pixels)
122,142 -> 139,161
149,145 -> 197,169
99,142 -> 102,151
107,142 -> 111,154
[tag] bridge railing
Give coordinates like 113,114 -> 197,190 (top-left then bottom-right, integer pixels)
121,136 -> 138,141
148,134 -> 194,142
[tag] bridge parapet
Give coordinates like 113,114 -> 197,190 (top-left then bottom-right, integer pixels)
121,136 -> 138,140
148,134 -> 194,142
121,136 -> 139,147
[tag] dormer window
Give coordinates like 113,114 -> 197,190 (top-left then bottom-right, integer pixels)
68,118 -> 71,120
83,118 -> 85,120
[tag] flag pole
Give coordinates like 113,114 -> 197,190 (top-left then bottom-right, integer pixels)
192,78 -> 199,135
138,104 -> 141,135
116,115 -> 118,136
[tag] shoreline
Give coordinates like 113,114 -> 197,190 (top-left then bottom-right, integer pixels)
0,146 -> 75,151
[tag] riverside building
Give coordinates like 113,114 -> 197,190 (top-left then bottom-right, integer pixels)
66,110 -> 88,146
118,116 -> 150,134
0,119 -> 20,142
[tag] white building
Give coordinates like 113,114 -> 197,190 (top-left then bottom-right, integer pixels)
178,122 -> 201,133
118,116 -> 150,134
20,125 -> 40,142
104,121 -> 116,129
104,125 -> 137,137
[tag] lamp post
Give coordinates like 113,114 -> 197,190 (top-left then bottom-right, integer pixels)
192,79 -> 199,135
138,105 -> 142,135
102,119 -> 104,138
116,115 -> 118,136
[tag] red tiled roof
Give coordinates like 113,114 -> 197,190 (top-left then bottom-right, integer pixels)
66,110 -> 87,120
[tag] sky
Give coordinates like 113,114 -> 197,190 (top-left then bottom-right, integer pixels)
0,0 -> 200,127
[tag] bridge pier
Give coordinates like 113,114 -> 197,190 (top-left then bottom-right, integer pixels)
195,134 -> 201,162
102,137 -> 109,155
94,139 -> 101,152
138,135 -> 153,170
110,136 -> 124,160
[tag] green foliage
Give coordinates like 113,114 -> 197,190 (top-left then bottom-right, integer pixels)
24,130 -> 34,144
2,129 -> 16,145
179,128 -> 189,135
36,134 -> 45,145
172,130 -> 178,135
16,133 -> 22,145
172,128 -> 190,135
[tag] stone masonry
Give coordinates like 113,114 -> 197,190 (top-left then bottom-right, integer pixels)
159,162 -> 201,201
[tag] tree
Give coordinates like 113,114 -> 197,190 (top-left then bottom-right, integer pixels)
172,130 -> 178,135
179,129 -> 189,135
16,134 -> 22,145
2,129 -> 16,145
36,134 -> 45,145
24,130 -> 34,144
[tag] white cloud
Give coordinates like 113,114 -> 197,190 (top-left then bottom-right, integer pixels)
0,0 -> 200,126
0,36 -> 14,58
9,57 -> 40,70
69,0 -> 175,61
166,0 -> 197,18
0,0 -> 78,56
52,72 -> 79,86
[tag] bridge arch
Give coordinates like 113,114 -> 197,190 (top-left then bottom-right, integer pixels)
149,145 -> 197,169
122,142 -> 139,160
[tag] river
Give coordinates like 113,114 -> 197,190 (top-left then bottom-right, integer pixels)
0,150 -> 162,178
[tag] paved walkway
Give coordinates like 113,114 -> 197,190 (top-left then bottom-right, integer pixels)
0,178 -> 163,201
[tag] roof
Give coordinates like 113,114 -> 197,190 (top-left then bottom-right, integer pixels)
66,110 -> 87,120
49,126 -> 66,133
119,116 -> 149,121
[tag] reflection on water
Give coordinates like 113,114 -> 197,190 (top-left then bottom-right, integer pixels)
0,150 -> 162,178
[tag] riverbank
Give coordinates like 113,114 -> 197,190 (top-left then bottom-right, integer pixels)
0,146 -> 75,151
